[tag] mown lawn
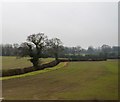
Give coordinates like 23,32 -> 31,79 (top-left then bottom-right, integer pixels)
2,56 -> 54,70
3,60 -> 118,100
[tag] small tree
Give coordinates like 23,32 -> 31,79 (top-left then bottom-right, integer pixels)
19,33 -> 47,67
47,38 -> 63,61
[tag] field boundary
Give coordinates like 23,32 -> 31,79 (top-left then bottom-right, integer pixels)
2,58 -> 107,77
2,60 -> 60,77
1,62 -> 68,80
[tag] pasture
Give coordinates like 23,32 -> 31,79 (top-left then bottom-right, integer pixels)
2,56 -> 54,70
2,59 -> 118,100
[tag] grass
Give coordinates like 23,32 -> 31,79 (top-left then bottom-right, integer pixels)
2,56 -> 54,70
2,60 -> 118,100
1,62 -> 67,80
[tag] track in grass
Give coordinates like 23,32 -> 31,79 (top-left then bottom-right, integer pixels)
3,60 -> 118,100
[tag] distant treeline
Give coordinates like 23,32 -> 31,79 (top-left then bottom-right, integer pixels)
0,44 -> 120,59
62,45 -> 120,59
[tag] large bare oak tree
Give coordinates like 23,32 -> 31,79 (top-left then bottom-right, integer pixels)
19,33 -> 47,67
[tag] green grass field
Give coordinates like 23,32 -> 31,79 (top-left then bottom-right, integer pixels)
2,60 -> 118,100
2,56 -> 54,70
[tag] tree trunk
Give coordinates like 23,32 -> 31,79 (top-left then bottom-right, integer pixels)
30,57 -> 39,67
55,53 -> 58,62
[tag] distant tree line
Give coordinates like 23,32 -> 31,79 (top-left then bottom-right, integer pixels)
1,43 -> 120,59
0,43 -> 19,56
62,45 -> 120,59
1,33 -> 120,67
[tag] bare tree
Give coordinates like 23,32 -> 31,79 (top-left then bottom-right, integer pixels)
101,44 -> 111,58
47,38 -> 63,61
87,46 -> 95,55
19,33 -> 47,67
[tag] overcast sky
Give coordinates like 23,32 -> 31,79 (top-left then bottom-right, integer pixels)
2,2 -> 118,48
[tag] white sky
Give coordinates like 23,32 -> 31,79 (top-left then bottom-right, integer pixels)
2,1 -> 118,48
